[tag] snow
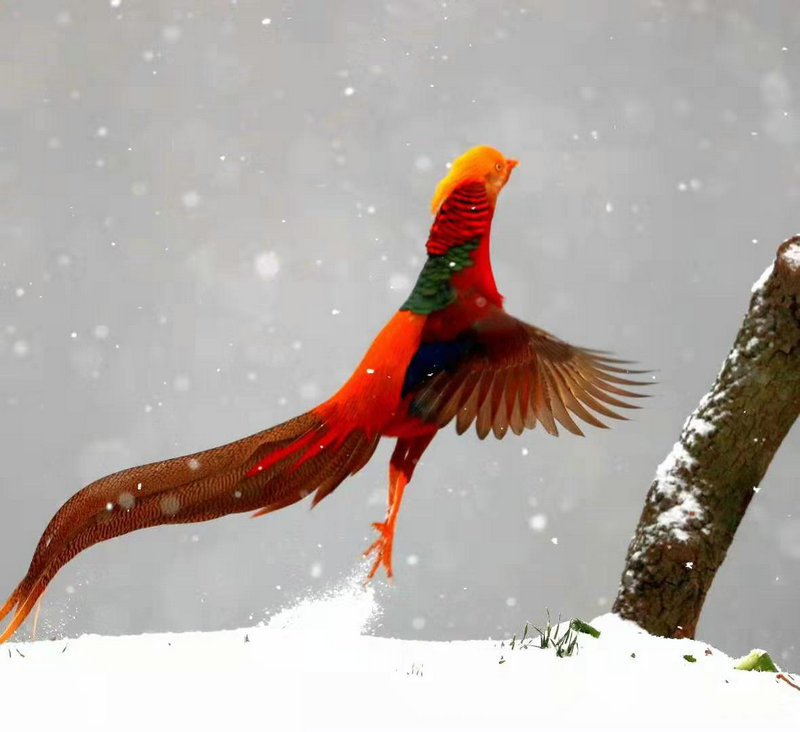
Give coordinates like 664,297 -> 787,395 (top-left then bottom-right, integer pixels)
743,335 -> 760,354
528,512 -> 548,532
414,155 -> 433,172
683,413 -> 715,438
751,263 -> 774,292
181,190 -> 201,209
11,340 -> 29,357
0,575 -> 796,731
254,250 -> 281,280
162,25 -> 182,43
650,441 -> 704,541
646,394 -> 730,543
389,273 -> 411,291
655,496 -> 703,540
781,240 -> 800,271
655,442 -> 695,486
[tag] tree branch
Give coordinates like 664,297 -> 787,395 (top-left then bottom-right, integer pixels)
613,236 -> 800,638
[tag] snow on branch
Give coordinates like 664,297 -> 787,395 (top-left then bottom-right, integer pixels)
613,236 -> 800,639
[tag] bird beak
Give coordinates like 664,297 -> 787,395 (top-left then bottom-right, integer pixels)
507,159 -> 519,170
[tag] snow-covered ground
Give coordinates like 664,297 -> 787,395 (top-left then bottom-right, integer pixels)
1,574 -> 797,731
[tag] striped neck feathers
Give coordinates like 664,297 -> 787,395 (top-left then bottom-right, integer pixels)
401,182 -> 498,315
426,181 -> 493,255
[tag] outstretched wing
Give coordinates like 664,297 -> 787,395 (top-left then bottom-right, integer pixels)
403,310 -> 649,439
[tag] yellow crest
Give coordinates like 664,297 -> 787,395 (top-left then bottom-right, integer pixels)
430,145 -> 508,214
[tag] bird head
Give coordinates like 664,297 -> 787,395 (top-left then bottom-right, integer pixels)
430,145 -> 518,214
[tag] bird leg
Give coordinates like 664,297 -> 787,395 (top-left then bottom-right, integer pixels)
364,432 -> 435,581
364,463 -> 406,581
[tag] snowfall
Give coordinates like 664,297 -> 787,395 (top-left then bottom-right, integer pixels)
0,571 -> 797,731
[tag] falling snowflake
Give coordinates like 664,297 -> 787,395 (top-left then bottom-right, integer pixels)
529,513 -> 548,532
254,251 -> 281,280
173,375 -> 191,392
162,25 -> 181,43
415,155 -> 433,172
12,340 -> 29,357
181,190 -> 201,209
389,273 -> 411,291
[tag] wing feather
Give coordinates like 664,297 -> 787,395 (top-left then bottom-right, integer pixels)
455,372 -> 482,435
437,378 -> 468,427
490,369 -> 510,439
541,362 -> 584,436
550,363 -> 609,429
506,368 -> 525,436
405,309 -> 649,439
475,377 -> 495,440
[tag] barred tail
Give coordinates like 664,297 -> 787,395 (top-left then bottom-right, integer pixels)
0,411 -> 379,643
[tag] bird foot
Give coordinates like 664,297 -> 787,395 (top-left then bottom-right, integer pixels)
363,520 -> 395,582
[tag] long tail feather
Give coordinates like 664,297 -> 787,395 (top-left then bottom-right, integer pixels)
0,411 -> 379,643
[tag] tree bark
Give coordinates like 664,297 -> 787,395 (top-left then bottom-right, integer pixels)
612,236 -> 800,638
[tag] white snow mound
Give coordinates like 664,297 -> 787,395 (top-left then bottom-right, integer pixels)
0,579 -> 797,731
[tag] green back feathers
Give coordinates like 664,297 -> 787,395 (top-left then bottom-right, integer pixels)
400,239 -> 479,315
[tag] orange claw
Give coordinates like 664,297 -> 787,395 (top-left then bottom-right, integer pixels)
363,520 -> 396,581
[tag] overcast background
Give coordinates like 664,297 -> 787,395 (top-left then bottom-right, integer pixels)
1,0 -> 799,667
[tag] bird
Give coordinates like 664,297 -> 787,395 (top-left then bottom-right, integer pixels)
0,145 -> 647,643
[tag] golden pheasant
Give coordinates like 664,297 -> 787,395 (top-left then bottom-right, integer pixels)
0,145 -> 647,643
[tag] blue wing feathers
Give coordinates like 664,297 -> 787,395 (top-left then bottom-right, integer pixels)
401,334 -> 478,397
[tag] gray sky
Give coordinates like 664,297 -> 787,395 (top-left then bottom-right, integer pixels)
1,1 -> 798,667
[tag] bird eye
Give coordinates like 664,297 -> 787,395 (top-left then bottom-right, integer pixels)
495,162 -> 503,172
